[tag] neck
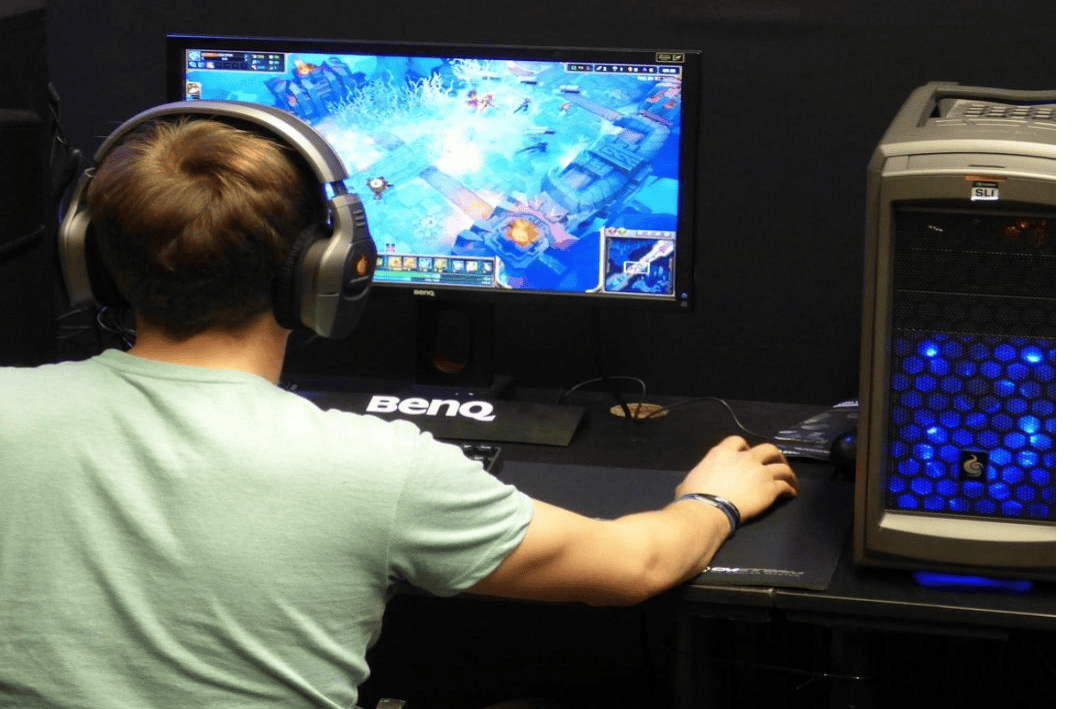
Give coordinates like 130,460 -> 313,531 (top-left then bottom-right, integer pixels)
127,312 -> 291,384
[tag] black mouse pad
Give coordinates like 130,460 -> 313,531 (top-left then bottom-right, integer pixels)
500,462 -> 852,591
696,475 -> 853,590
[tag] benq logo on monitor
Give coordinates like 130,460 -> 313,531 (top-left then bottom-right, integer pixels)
366,395 -> 496,422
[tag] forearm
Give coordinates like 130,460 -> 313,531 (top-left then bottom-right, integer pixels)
469,437 -> 797,607
605,497 -> 732,603
469,498 -> 731,606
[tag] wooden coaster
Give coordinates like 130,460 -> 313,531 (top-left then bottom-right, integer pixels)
610,402 -> 669,419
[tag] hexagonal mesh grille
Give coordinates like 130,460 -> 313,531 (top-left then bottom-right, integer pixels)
883,207 -> 1056,523
885,333 -> 1055,521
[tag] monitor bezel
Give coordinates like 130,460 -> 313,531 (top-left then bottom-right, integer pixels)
165,33 -> 701,311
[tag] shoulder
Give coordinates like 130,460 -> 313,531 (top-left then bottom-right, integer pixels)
0,358 -> 102,404
272,388 -> 429,447
260,387 -> 472,479
0,358 -> 122,444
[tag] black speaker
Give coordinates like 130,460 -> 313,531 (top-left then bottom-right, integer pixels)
854,83 -> 1056,578
0,2 -> 53,366
0,110 -> 43,256
0,109 -> 54,365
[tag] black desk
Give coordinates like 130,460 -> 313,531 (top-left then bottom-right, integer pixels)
496,391 -> 1055,615
494,393 -> 1057,709
363,392 -> 1056,709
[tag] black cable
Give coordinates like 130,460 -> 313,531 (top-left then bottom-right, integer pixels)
566,309 -> 775,440
587,307 -> 639,422
95,307 -> 136,350
695,653 -> 875,690
53,306 -> 136,357
633,396 -> 772,442
49,90 -> 88,213
0,226 -> 45,261
559,375 -> 648,404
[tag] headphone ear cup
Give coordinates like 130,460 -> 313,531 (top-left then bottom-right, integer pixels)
271,224 -> 322,331
83,225 -> 129,309
57,175 -> 129,311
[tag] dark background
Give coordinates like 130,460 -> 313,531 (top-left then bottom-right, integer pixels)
3,0 -> 1056,405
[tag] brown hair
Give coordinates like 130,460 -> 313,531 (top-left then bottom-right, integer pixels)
87,118 -> 312,338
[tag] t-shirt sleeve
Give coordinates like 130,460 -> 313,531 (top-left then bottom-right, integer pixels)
386,430 -> 534,596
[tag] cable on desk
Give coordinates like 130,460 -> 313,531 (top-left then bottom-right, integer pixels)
559,372 -> 776,445
579,308 -> 780,441
634,396 -> 772,443
559,375 -> 649,407
587,307 -> 646,423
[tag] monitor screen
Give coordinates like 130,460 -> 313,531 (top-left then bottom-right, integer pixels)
166,35 -> 699,308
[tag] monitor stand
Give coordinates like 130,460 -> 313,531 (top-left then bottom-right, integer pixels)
414,299 -> 500,393
290,301 -> 586,447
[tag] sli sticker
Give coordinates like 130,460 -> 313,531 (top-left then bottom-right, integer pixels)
970,181 -> 1000,201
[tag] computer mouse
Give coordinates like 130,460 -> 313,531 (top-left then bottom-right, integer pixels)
829,429 -> 857,477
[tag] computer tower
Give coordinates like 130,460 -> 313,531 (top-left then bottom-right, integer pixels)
854,82 -> 1055,578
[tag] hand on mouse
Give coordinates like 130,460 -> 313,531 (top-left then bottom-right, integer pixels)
675,435 -> 799,524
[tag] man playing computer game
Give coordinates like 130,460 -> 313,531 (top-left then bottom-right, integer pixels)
0,111 -> 797,709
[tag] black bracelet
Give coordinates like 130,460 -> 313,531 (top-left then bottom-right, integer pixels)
675,493 -> 740,536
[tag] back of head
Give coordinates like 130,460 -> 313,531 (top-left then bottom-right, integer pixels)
86,118 -> 311,339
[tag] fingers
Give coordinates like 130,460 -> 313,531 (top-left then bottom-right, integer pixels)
771,462 -> 800,495
716,435 -> 750,451
718,437 -> 800,494
757,443 -> 799,495
700,437 -> 798,478
748,441 -> 789,465
714,436 -> 790,468
715,435 -> 784,456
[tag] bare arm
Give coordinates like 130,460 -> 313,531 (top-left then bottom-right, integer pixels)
468,436 -> 798,606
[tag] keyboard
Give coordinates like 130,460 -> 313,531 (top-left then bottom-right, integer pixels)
459,442 -> 503,476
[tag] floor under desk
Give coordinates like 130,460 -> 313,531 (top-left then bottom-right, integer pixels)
361,590 -> 1055,709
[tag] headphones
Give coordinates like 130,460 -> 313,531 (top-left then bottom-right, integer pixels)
58,100 -> 377,340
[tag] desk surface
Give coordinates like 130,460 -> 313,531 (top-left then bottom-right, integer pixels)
495,391 -> 1057,634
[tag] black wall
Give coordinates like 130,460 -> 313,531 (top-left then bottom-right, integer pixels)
1,1 -> 53,366
43,1 -> 1055,403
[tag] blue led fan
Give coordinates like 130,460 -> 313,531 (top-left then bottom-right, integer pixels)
886,333 -> 1056,521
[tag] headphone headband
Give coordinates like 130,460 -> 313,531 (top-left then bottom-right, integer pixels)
94,100 -> 351,185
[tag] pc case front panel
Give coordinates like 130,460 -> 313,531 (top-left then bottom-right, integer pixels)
856,168 -> 1056,577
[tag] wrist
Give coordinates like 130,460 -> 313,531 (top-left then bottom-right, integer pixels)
674,493 -> 741,536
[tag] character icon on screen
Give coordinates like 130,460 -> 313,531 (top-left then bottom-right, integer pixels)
366,176 -> 392,201
467,89 -> 494,112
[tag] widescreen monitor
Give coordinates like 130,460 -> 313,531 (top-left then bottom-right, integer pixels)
165,35 -> 700,310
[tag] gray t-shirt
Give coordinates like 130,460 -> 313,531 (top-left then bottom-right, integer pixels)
0,350 -> 533,708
